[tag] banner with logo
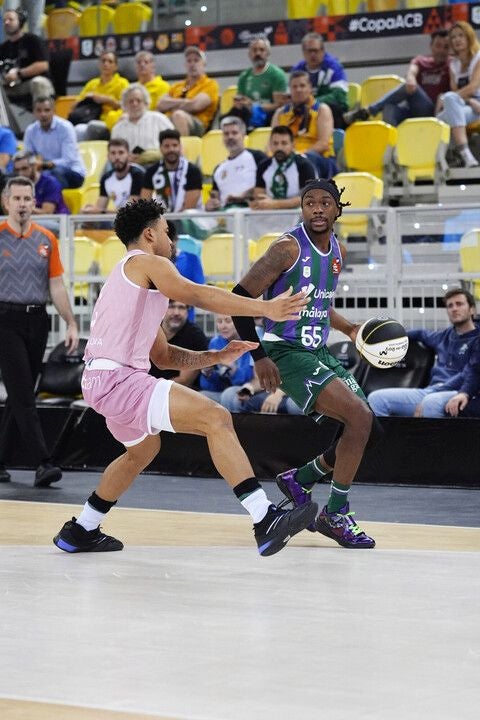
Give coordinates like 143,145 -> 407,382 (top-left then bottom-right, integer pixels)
469,4 -> 480,28
48,4 -> 470,61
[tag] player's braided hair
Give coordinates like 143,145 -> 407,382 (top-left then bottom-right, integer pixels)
300,178 -> 351,217
114,199 -> 166,247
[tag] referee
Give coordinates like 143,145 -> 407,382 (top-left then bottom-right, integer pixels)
0,176 -> 78,487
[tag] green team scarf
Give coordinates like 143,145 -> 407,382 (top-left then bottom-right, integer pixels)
270,154 -> 295,199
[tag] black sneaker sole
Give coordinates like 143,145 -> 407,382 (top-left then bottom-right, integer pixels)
315,518 -> 376,549
276,477 -> 317,533
53,532 -> 124,553
260,502 -> 318,557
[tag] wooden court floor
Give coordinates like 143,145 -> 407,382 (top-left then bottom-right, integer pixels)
1,499 -> 479,720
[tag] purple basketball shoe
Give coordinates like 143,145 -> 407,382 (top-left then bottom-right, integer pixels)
276,468 -> 317,532
315,502 -> 375,548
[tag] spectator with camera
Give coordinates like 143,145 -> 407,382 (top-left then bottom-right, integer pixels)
0,8 -> 54,113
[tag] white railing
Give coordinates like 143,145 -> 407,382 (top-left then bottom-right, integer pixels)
17,202 -> 480,348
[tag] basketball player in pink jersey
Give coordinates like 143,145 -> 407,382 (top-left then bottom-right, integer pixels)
54,199 -> 316,557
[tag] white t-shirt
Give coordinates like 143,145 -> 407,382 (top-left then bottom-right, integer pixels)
450,50 -> 480,100
212,149 -> 265,206
111,111 -> 174,151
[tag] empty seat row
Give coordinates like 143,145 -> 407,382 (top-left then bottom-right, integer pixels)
46,3 -> 152,39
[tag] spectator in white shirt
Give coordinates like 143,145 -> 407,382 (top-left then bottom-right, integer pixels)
111,83 -> 174,165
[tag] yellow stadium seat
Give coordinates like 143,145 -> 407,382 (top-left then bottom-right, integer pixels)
220,85 -> 238,117
333,172 -> 384,241
55,95 -> 79,120
367,0 -> 398,10
328,0 -> 364,14
73,236 -> 100,299
287,0 -> 327,18
395,118 -> 450,184
347,82 -> 361,111
63,183 -> 100,215
113,2 -> 152,34
202,182 -> 212,206
98,236 -> 126,277
46,8 -> 80,39
79,5 -> 115,36
249,232 -> 279,263
200,130 -> 228,176
63,141 -> 109,214
245,127 -> 271,153
405,0 -> 440,6
344,121 -> 397,180
78,140 -> 109,184
459,229 -> 480,300
181,136 -> 202,165
201,233 -> 234,287
360,75 -> 403,118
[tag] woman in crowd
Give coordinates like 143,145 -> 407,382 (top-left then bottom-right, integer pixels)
437,21 -> 480,168
72,51 -> 129,141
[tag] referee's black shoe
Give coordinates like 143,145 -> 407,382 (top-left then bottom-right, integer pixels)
34,463 -> 62,488
254,503 -> 318,557
0,464 -> 11,483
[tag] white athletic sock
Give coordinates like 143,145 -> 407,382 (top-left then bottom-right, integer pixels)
459,146 -> 479,168
76,502 -> 106,531
241,488 -> 271,524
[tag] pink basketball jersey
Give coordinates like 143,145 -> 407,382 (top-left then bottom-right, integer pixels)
84,249 -> 169,370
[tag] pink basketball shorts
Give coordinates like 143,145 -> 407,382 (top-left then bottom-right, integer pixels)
81,362 -> 174,446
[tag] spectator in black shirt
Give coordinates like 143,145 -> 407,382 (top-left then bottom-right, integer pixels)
250,125 -> 316,210
0,8 -> 54,111
149,300 -> 209,388
141,128 -> 203,211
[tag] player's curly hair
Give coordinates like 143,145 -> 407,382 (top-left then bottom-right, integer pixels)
114,199 -> 166,248
300,178 -> 351,217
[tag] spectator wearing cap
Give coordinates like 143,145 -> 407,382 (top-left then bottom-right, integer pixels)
156,46 -> 219,136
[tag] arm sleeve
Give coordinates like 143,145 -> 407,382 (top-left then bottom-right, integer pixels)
231,283 -> 267,361
143,166 -> 154,190
237,70 -> 247,96
130,167 -> 146,196
99,173 -> 108,198
46,232 -> 64,278
255,160 -> 267,189
297,155 -> 316,186
49,124 -> 83,168
185,163 -> 203,191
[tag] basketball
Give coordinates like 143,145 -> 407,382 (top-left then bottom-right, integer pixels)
355,317 -> 409,369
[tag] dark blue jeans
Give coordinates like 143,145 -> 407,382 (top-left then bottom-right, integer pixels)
48,167 -> 85,189
369,83 -> 434,127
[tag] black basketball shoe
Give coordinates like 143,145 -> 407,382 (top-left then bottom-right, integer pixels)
53,517 -> 124,553
254,503 -> 318,557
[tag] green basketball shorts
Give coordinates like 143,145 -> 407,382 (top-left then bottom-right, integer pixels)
262,339 -> 366,415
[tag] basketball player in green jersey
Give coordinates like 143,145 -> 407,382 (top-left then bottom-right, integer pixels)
232,178 -> 383,548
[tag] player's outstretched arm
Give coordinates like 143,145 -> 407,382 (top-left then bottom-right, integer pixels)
143,254 -> 308,319
150,327 -> 259,371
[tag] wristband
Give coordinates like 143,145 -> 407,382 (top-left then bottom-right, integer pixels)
231,283 -> 267,362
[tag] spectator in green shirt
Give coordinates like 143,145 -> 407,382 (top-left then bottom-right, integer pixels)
231,37 -> 288,130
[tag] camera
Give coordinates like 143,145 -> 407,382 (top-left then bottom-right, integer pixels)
0,58 -> 20,87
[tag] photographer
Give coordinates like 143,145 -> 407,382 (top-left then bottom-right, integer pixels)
0,8 -> 54,113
